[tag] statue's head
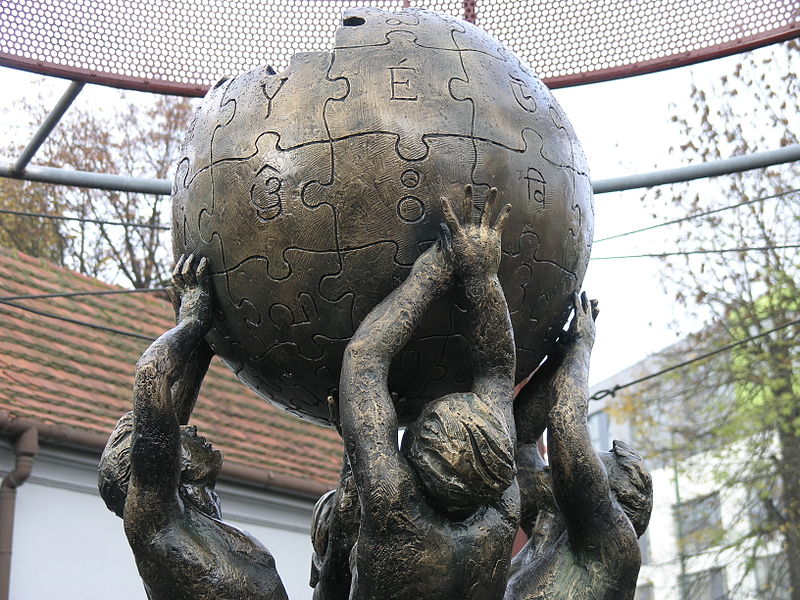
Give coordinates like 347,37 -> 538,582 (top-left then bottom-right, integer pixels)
98,412 -> 223,519
599,440 -> 653,537
401,392 -> 516,519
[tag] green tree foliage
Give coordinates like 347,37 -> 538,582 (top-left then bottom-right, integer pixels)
1,89 -> 194,288
611,40 -> 799,598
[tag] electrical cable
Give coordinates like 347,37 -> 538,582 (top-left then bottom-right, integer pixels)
0,298 -> 155,340
589,317 -> 800,401
590,244 -> 800,261
0,287 -> 167,301
3,188 -> 797,241
594,188 -> 800,243
0,208 -> 169,230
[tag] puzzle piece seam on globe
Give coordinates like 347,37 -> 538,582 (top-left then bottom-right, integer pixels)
335,7 -> 467,51
326,29 -> 473,162
173,7 -> 594,424
176,76 -> 236,192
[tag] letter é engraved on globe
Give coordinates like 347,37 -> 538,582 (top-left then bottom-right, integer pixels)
389,59 -> 418,101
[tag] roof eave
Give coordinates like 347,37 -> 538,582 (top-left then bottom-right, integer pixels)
0,411 -> 330,501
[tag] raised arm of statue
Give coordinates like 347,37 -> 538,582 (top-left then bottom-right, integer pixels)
126,254 -> 214,522
512,346 -> 564,534
168,281 -> 214,425
514,340 -> 565,446
546,292 -> 613,547
339,233 -> 454,506
441,185 -> 515,431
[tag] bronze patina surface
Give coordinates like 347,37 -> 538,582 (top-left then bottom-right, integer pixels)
171,7 -> 594,425
98,256 -> 288,600
507,294 -> 653,600
100,9 -> 657,600
331,188 -> 520,600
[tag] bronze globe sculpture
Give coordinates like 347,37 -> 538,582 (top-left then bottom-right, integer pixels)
172,7 -> 594,425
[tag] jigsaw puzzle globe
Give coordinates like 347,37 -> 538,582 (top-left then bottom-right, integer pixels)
172,8 -> 594,425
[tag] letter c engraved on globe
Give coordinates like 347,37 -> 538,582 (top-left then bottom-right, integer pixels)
389,59 -> 418,101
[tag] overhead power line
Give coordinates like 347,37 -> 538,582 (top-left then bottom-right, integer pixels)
0,298 -> 154,341
591,243 -> 800,261
594,188 -> 800,243
589,317 -> 800,402
0,208 -> 169,230
3,187 -> 798,240
0,287 -> 167,302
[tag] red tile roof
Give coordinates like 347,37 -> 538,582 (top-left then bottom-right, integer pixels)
0,247 -> 342,492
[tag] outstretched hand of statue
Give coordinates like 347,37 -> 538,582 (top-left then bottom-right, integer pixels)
515,293 -> 598,444
171,254 -> 212,331
566,292 -> 599,349
441,185 -> 511,281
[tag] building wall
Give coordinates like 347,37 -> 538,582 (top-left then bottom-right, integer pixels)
0,441 -> 320,600
586,386 -> 788,600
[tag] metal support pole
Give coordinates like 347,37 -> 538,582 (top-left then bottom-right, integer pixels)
593,144 -> 800,194
670,432 -> 689,600
0,143 -> 797,198
0,163 -> 171,195
0,427 -> 38,600
11,80 -> 85,176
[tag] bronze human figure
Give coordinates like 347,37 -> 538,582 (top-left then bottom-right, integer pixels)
98,255 -> 288,600
336,185 -> 520,600
310,452 -> 360,600
506,293 -> 653,600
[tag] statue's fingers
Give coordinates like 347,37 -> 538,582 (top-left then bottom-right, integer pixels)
463,184 -> 474,223
590,299 -> 599,321
441,197 -> 460,232
580,291 -> 590,313
493,203 -> 512,234
196,256 -> 210,284
481,187 -> 498,228
182,253 -> 196,284
172,255 -> 183,284
326,395 -> 342,435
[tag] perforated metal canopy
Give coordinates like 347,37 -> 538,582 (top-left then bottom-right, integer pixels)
1,0 -> 798,96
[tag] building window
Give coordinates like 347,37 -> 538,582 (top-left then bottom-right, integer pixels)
674,492 -> 723,555
754,554 -> 790,599
634,583 -> 654,600
588,410 -> 609,452
682,567 -> 728,600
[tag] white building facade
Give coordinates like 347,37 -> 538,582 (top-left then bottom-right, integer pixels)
589,370 -> 790,600
1,441 -> 319,600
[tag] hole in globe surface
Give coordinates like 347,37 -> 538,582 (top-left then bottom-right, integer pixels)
343,16 -> 366,26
